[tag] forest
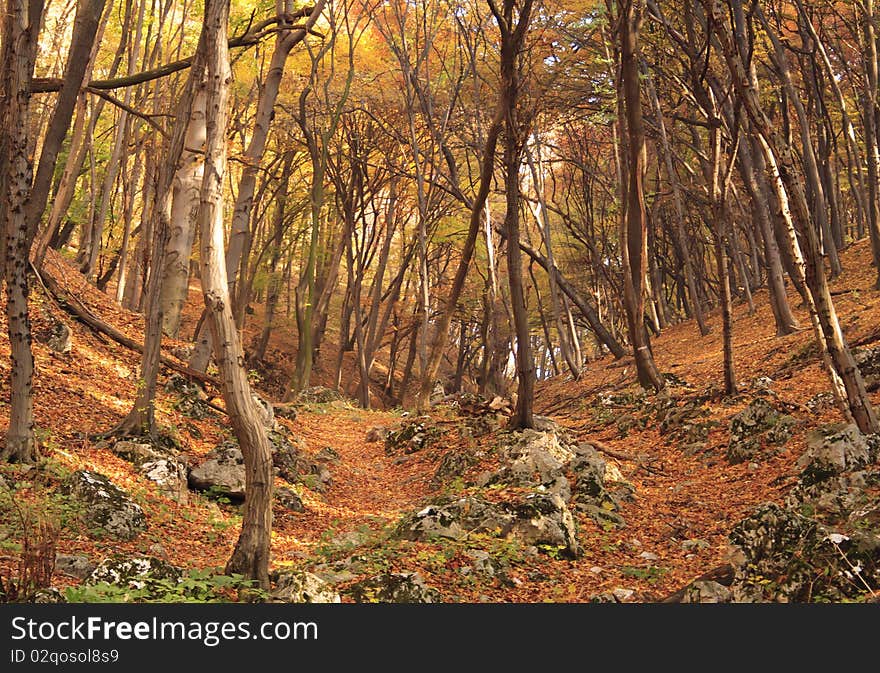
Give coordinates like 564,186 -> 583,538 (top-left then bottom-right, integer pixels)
1,0 -> 880,605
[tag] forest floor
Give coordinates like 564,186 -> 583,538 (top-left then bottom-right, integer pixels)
2,239 -> 880,602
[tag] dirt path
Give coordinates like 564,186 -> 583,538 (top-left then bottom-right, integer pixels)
272,409 -> 435,561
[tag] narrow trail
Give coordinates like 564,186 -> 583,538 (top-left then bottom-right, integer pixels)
272,409 -> 435,560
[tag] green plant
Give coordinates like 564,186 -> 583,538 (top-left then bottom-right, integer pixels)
621,565 -> 668,583
64,569 -> 268,603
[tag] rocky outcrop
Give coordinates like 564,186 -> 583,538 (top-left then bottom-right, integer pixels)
269,571 -> 340,603
394,491 -> 580,558
347,572 -> 440,603
275,486 -> 305,513
87,556 -> 182,594
724,424 -> 880,602
385,419 -> 441,455
726,398 -> 795,464
64,471 -> 146,541
55,554 -> 95,580
112,439 -> 189,504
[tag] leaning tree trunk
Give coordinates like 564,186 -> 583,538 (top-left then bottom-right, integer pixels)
199,0 -> 273,587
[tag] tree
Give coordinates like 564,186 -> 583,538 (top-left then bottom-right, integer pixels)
198,0 -> 275,587
617,0 -> 664,392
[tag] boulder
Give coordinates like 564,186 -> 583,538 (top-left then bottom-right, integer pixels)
385,420 -> 441,455
270,431 -> 310,483
679,581 -> 731,604
509,493 -> 580,557
188,442 -> 246,501
54,554 -> 95,580
140,459 -> 189,504
275,487 -> 305,513
269,571 -> 340,603
365,426 -> 388,443
854,346 -> 880,391
394,492 -> 580,557
347,572 -> 440,603
112,439 -> 189,503
297,386 -> 343,404
163,374 -> 215,419
726,398 -> 795,464
797,424 -> 871,485
87,556 -> 182,597
64,471 -> 146,541
34,316 -> 71,354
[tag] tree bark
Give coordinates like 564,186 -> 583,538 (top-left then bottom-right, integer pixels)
198,0 -> 273,587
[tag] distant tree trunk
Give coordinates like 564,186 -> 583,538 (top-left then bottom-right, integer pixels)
619,0 -> 664,392
644,64 -> 709,336
198,0 -> 273,587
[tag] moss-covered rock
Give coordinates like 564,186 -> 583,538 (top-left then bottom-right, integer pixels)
64,471 -> 147,541
726,398 -> 796,464
347,572 -> 440,603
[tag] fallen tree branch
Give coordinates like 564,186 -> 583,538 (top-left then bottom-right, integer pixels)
34,263 -> 222,391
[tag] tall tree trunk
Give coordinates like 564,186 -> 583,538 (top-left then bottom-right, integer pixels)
619,0 -> 664,392
1,0 -> 44,462
198,0 -> 273,587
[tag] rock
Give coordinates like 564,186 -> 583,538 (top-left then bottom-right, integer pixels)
64,471 -> 147,541
112,439 -> 189,503
432,449 -> 479,487
480,429 -> 575,496
465,549 -> 500,578
395,496 -> 515,542
682,539 -> 710,552
273,403 -> 299,421
275,486 -> 304,512
307,463 -> 333,492
509,493 -> 580,558
365,426 -> 388,443
347,572 -> 440,603
87,556 -> 182,596
163,374 -> 215,419
396,492 -> 579,557
269,571 -> 340,603
297,386 -> 343,404
570,445 -> 626,526
148,543 -> 168,559
35,316 -> 72,354
680,581 -> 731,603
430,381 -> 446,405
270,431 -> 310,483
797,424 -> 871,485
726,398 -> 796,464
188,442 -> 246,501
385,420 -> 441,455
55,554 -> 95,580
638,551 -> 660,561
31,588 -> 65,603
612,588 -> 635,602
315,446 -> 340,463
854,346 -> 880,391
141,459 -> 189,504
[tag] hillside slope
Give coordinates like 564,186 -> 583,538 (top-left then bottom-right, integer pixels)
1,241 -> 879,602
